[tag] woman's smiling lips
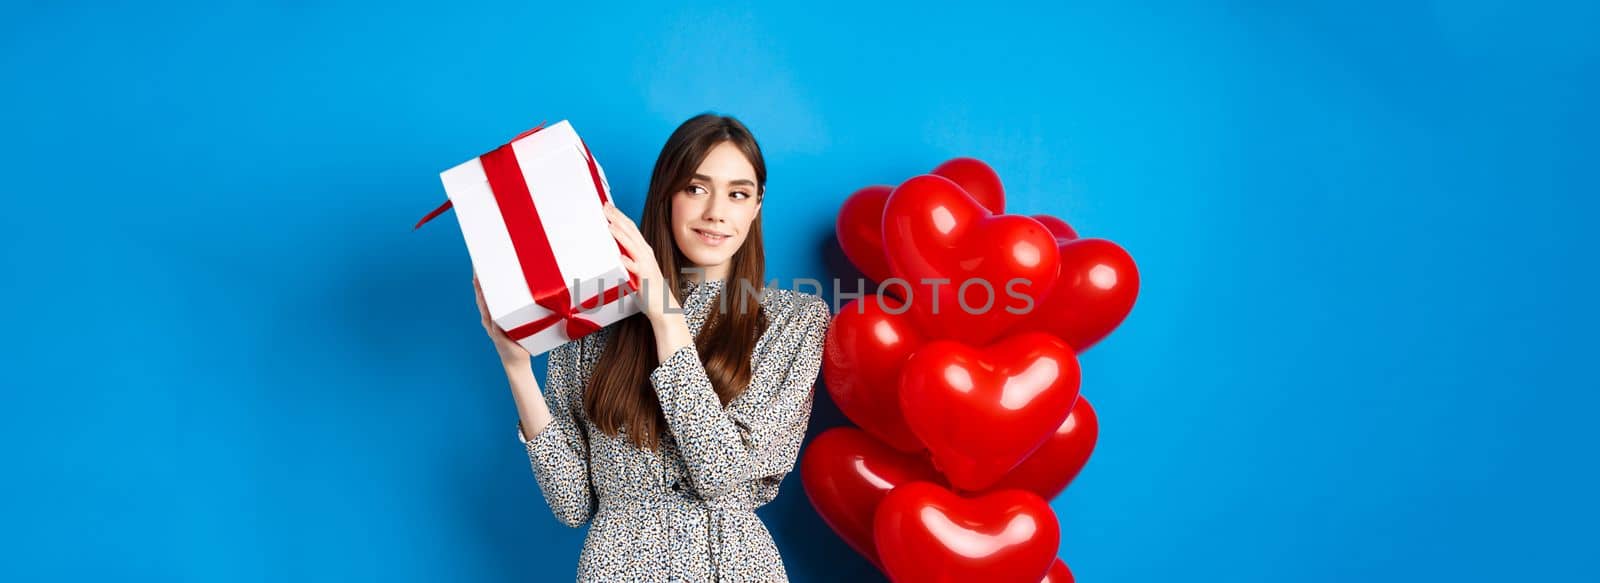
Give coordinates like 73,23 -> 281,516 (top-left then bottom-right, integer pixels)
692,227 -> 731,246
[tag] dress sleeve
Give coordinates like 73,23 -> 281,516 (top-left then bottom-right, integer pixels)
519,339 -> 596,527
648,294 -> 831,504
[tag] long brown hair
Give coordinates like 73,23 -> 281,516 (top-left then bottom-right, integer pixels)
585,113 -> 771,450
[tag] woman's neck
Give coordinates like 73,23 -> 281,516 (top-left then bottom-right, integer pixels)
685,263 -> 729,283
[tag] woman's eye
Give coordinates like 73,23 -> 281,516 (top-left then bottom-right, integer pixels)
731,191 -> 750,200
687,185 -> 708,195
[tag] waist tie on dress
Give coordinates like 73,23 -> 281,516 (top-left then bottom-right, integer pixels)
597,486 -> 683,579
699,485 -> 756,583
668,480 -> 755,579
597,482 -> 756,582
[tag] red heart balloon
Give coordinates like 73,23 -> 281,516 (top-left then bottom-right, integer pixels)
874,481 -> 1060,583
1030,214 -> 1079,241
823,295 -> 927,452
801,427 -> 943,568
882,174 -> 1060,345
987,396 -> 1099,501
836,185 -> 895,283
931,157 -> 1005,214
1040,558 -> 1075,583
899,332 -> 1082,491
834,158 -> 1003,286
1020,217 -> 1139,352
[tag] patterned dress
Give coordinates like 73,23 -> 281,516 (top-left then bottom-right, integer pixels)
517,278 -> 831,582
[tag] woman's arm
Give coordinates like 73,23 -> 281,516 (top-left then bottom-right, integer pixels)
599,200 -> 829,501
506,359 -> 553,437
648,296 -> 831,501
514,341 -> 597,528
647,308 -> 695,366
476,273 -> 553,433
601,201 -> 693,363
477,273 -> 594,527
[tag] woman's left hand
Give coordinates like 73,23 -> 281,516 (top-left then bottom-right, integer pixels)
605,201 -> 672,320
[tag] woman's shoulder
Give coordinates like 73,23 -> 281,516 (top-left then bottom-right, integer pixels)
760,287 -> 831,330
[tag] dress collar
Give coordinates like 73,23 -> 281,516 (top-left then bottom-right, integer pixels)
679,276 -> 726,297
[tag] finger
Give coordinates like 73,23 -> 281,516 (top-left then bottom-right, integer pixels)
608,220 -> 632,245
609,210 -> 635,233
620,225 -> 648,252
609,213 -> 643,244
473,279 -> 489,314
611,229 -> 645,262
608,222 -> 633,251
605,203 -> 633,225
609,220 -> 636,246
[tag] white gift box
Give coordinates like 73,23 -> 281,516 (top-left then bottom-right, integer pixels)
425,120 -> 641,357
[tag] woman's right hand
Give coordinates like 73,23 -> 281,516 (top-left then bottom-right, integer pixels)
474,272 -> 530,365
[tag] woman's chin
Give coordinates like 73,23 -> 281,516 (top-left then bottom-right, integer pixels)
681,251 -> 733,275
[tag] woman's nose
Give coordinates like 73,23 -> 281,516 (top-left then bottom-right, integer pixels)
701,191 -> 728,222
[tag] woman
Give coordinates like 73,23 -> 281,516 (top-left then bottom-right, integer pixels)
471,113 -> 831,582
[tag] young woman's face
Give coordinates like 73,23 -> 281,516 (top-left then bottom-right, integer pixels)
670,140 -> 762,280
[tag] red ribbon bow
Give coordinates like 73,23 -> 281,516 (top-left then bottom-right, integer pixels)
416,123 -> 637,342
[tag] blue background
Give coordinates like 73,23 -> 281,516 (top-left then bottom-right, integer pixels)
4,0 -> 1597,581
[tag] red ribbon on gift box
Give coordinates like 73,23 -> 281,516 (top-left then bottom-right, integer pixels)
416,123 -> 638,342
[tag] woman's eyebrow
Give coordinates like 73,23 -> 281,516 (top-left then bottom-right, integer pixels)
692,173 -> 757,187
